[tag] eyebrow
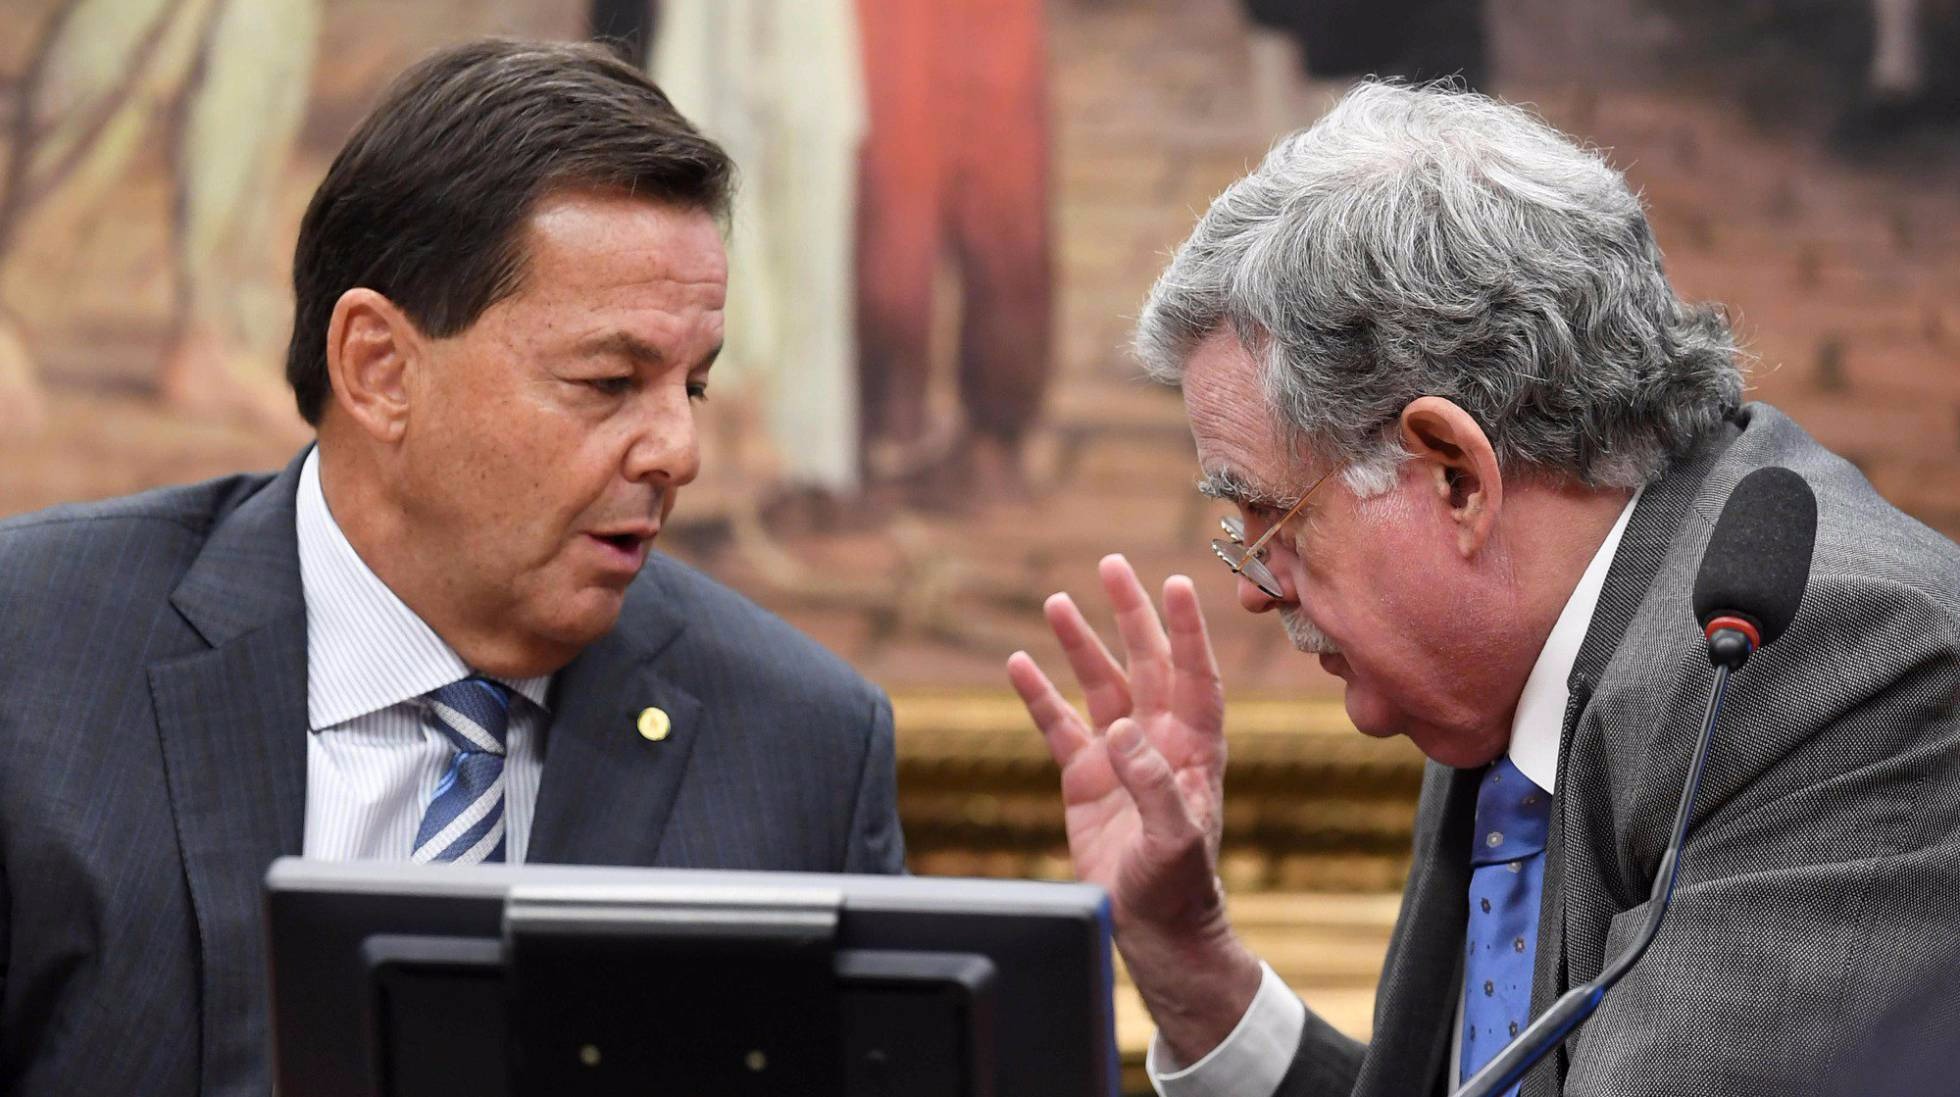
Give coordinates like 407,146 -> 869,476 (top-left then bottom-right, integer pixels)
576,331 -> 662,364
576,332 -> 723,372
1196,467 -> 1287,508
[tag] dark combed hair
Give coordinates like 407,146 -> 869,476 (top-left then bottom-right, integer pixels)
284,38 -> 735,425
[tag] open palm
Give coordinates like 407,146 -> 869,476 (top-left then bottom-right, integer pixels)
1007,554 -> 1227,929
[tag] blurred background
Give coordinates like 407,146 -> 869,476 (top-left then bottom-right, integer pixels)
3,0 -> 1957,1083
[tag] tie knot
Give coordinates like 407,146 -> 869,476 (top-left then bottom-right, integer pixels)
1471,757 -> 1552,865
423,676 -> 513,756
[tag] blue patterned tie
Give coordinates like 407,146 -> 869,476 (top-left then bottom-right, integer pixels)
412,676 -> 513,864
1461,757 -> 1553,1094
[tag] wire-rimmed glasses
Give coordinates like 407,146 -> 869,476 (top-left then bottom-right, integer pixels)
1209,466 -> 1341,599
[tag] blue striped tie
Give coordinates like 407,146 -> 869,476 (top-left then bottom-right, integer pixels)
412,676 -> 513,864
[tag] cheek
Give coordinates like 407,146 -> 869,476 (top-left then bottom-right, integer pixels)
1308,517 -> 1459,655
417,385 -> 527,480
487,402 -> 604,498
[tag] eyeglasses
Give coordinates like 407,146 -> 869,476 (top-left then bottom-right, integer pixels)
1209,465 -> 1341,599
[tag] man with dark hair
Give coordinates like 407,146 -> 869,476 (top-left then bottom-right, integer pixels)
0,39 -> 903,1097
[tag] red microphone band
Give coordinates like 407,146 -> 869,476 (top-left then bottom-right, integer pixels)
1702,614 -> 1761,651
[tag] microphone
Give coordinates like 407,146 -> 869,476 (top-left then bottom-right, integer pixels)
1693,466 -> 1818,669
1451,467 -> 1818,1097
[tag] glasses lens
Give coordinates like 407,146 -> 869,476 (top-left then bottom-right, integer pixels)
1211,537 -> 1252,569
1219,515 -> 1247,544
1209,539 -> 1284,598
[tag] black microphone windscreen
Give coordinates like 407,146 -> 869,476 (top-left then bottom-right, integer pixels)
1691,466 -> 1818,647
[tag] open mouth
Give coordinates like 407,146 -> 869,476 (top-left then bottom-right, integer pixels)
584,530 -> 654,569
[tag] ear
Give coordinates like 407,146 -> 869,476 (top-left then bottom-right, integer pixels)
1398,396 -> 1503,558
323,288 -> 420,444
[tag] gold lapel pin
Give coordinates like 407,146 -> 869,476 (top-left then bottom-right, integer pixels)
636,706 -> 671,742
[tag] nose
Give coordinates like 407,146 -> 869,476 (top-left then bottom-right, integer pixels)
621,387 -> 702,490
1237,571 -> 1283,614
1236,556 -> 1304,614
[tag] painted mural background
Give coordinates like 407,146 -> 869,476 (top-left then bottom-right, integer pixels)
4,1 -> 1957,1071
4,0 -> 1956,694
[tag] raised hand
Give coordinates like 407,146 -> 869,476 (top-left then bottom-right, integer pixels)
1006,553 -> 1261,1063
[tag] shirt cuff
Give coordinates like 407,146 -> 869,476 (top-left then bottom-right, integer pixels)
1145,961 -> 1307,1097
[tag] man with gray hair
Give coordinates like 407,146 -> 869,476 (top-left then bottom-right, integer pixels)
1010,82 -> 1960,1096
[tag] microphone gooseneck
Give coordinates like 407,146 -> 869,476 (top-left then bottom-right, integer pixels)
1451,467 -> 1818,1097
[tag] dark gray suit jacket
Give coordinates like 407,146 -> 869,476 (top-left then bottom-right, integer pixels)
0,452 -> 905,1097
1278,404 -> 1960,1096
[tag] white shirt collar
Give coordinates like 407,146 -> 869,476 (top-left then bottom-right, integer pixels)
295,447 -> 550,731
1505,488 -> 1643,793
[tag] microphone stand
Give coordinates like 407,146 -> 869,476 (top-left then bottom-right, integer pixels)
1450,627 -> 1751,1097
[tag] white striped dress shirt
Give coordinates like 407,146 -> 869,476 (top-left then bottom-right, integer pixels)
295,448 -> 552,863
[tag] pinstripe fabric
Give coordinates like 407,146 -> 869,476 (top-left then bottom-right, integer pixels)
293,449 -> 549,863
0,445 -> 905,1097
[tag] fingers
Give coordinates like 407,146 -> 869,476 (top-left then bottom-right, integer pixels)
1007,650 -> 1095,769
1104,717 -> 1200,852
1099,554 -> 1172,710
1043,591 -> 1133,727
1034,555 -> 1181,727
1161,574 -> 1224,728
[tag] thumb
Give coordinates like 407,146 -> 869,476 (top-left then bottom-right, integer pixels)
1105,718 -> 1199,850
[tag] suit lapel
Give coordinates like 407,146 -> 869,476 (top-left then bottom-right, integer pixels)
149,451 -> 311,1097
1358,763 -> 1478,1097
528,566 -> 705,865
1522,421 -> 1739,1097
1520,687 -> 1590,1097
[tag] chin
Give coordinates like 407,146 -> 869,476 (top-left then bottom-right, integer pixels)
1341,686 -> 1405,741
1344,687 -> 1504,768
1408,730 -> 1508,769
532,589 -> 628,651
464,587 -> 629,679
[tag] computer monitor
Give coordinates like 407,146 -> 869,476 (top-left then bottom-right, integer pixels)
264,858 -> 1120,1097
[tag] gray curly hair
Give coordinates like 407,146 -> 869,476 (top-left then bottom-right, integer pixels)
1136,82 -> 1744,493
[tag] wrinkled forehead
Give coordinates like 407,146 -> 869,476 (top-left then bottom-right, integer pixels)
1179,329 -> 1294,496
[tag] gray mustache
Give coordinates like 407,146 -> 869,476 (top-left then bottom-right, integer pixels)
1282,609 -> 1341,656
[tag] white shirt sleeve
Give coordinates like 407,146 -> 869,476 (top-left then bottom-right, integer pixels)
1145,961 -> 1307,1097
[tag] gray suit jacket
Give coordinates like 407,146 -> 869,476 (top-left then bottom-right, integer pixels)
1278,404 -> 1960,1096
0,451 -> 905,1097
